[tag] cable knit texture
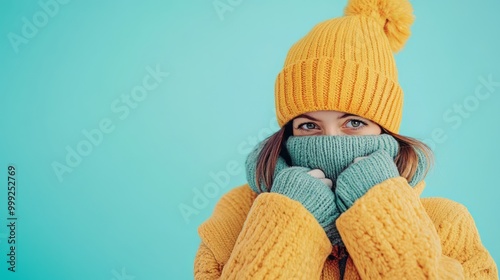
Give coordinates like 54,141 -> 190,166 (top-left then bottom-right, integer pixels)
195,134 -> 498,278
194,135 -> 498,279
271,166 -> 340,245
195,181 -> 498,279
245,134 -> 401,246
195,0 -> 498,276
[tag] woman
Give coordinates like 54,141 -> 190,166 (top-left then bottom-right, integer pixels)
194,0 -> 498,278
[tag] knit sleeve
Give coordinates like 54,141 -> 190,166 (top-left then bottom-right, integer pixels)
421,197 -> 498,279
195,189 -> 332,279
222,192 -> 332,278
194,242 -> 223,279
336,177 -> 476,279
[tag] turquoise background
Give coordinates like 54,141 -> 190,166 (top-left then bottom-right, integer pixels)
0,0 -> 499,279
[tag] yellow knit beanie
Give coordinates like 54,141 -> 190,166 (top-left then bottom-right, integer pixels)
275,0 -> 415,134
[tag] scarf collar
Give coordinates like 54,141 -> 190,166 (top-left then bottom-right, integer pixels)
246,134 -> 428,193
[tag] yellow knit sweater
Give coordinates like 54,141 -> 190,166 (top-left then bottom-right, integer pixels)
194,177 -> 498,279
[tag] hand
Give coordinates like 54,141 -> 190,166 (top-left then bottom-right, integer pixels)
335,149 -> 400,213
307,169 -> 333,188
272,166 -> 342,245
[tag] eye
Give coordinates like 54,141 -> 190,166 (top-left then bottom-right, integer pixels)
345,119 -> 367,130
297,122 -> 319,130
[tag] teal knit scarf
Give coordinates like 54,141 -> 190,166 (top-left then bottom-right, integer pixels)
246,134 -> 427,193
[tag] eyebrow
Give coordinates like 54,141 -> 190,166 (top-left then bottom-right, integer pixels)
337,113 -> 359,120
294,112 -> 361,121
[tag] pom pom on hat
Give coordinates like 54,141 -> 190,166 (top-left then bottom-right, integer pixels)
344,0 -> 415,52
274,0 -> 416,133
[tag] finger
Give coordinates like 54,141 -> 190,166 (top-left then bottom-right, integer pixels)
319,178 -> 333,188
307,169 -> 325,179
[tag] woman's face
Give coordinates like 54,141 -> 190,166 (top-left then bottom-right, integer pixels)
292,110 -> 382,136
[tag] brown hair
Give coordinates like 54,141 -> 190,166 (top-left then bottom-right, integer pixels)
254,121 -> 434,192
